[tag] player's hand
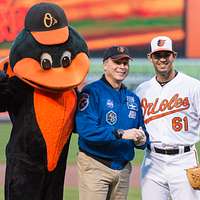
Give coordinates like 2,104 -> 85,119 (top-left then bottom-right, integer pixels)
134,127 -> 146,146
122,127 -> 146,145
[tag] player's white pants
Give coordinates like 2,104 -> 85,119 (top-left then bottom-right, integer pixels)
140,149 -> 200,200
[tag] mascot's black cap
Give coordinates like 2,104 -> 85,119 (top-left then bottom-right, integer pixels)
103,46 -> 133,62
25,2 -> 69,45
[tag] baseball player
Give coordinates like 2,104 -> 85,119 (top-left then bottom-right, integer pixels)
136,36 -> 200,200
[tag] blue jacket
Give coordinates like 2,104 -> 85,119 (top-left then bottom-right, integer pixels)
75,76 -> 148,169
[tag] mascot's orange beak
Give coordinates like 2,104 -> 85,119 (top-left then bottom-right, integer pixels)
13,53 -> 89,91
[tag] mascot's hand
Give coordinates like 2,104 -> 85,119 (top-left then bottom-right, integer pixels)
0,70 -> 9,93
0,70 -> 7,81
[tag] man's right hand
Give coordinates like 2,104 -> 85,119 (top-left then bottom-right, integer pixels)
122,128 -> 146,145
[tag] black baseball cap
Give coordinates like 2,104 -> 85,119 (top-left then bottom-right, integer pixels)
103,46 -> 133,62
25,2 -> 69,45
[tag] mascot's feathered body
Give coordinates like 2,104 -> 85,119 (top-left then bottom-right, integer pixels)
0,3 -> 89,200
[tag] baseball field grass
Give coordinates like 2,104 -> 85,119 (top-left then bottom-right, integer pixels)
0,187 -> 141,200
63,188 -> 140,200
1,122 -> 200,199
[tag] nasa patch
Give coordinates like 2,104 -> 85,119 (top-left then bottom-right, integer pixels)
106,110 -> 117,125
128,110 -> 136,119
126,96 -> 138,111
78,93 -> 89,111
106,99 -> 114,108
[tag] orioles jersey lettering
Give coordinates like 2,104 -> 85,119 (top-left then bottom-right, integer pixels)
141,93 -> 190,124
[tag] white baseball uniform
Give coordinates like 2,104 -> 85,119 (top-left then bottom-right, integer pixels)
136,72 -> 200,200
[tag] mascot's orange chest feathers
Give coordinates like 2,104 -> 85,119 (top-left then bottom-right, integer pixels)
34,89 -> 77,171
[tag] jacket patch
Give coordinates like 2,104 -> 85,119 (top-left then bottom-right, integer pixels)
127,96 -> 138,111
106,99 -> 114,108
128,110 -> 136,119
78,93 -> 89,111
106,110 -> 117,125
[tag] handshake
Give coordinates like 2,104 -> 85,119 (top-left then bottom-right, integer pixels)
116,127 -> 146,146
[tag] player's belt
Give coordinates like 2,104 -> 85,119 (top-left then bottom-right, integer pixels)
147,144 -> 191,155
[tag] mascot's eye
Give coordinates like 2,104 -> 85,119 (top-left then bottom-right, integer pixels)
61,51 -> 71,68
40,53 -> 52,70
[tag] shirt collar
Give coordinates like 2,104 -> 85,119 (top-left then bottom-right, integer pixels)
100,74 -> 126,90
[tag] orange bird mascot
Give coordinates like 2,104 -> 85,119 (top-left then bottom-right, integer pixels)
0,2 -> 89,200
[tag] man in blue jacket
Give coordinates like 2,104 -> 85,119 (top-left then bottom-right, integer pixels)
75,46 -> 148,200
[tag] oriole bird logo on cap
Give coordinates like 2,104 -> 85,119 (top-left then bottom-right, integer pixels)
157,39 -> 166,47
44,13 -> 58,28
